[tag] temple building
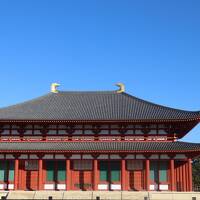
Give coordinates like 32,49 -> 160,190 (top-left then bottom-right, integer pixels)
0,83 -> 199,192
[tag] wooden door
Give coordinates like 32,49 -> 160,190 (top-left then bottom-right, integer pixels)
127,160 -> 144,191
71,160 -> 93,190
129,170 -> 144,191
25,170 -> 38,190
18,160 -> 39,190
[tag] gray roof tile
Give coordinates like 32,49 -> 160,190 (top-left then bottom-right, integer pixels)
0,141 -> 200,152
0,91 -> 199,121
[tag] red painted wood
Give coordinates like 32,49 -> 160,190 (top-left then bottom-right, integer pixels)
18,160 -> 39,190
26,170 -> 39,190
174,160 -> 190,192
185,161 -> 189,191
183,162 -> 186,192
14,159 -> 19,190
170,159 -> 175,191
175,161 -> 180,191
121,159 -> 126,190
134,170 -> 144,191
38,159 -> 43,190
180,163 -> 183,191
174,162 -> 177,191
66,159 -> 71,190
71,163 -> 93,191
93,159 -> 98,190
145,159 -> 150,191
18,161 -> 26,190
188,158 -> 192,191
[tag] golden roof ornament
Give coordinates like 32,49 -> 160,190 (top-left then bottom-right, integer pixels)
116,83 -> 125,93
51,83 -> 60,93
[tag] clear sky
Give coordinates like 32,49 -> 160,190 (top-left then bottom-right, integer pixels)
0,0 -> 199,142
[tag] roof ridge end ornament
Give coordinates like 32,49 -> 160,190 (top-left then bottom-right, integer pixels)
51,83 -> 60,93
116,82 -> 125,93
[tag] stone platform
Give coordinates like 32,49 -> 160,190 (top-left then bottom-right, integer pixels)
0,191 -> 199,200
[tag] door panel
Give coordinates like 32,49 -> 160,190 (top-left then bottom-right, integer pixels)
71,160 -> 93,191
129,170 -> 144,191
18,160 -> 39,191
71,170 -> 92,190
26,170 -> 38,190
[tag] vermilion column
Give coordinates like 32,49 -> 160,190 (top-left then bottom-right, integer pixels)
38,158 -> 43,190
183,162 -> 186,191
66,159 -> 71,190
188,158 -> 192,191
185,161 -> 189,191
93,159 -> 98,190
14,158 -> 19,190
170,159 -> 175,191
146,159 -> 150,191
121,159 -> 126,190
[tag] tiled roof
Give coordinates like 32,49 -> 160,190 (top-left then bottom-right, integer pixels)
0,91 -> 199,121
0,141 -> 200,153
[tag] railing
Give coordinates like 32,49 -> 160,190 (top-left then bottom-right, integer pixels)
193,185 -> 200,192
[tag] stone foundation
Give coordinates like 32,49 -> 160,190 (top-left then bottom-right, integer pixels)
0,191 -> 199,200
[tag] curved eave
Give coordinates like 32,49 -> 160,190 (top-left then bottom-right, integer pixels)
0,149 -> 200,154
0,117 -> 199,123
0,141 -> 199,155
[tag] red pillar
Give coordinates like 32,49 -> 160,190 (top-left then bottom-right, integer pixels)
183,162 -> 186,191
180,163 -> 183,191
146,159 -> 150,191
66,159 -> 71,190
185,161 -> 189,191
170,159 -> 175,191
121,159 -> 126,191
14,158 -> 19,190
188,158 -> 192,191
93,159 -> 98,190
38,158 -> 43,190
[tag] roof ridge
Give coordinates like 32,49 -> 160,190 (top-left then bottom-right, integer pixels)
58,90 -> 117,94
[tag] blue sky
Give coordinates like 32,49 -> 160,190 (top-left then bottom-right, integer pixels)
0,0 -> 199,142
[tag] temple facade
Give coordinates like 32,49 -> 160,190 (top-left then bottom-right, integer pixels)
0,83 -> 199,192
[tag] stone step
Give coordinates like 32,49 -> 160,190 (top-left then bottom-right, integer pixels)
4,191 -> 200,200
7,191 -> 35,199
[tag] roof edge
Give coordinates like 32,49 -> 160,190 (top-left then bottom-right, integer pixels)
0,118 -> 199,123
